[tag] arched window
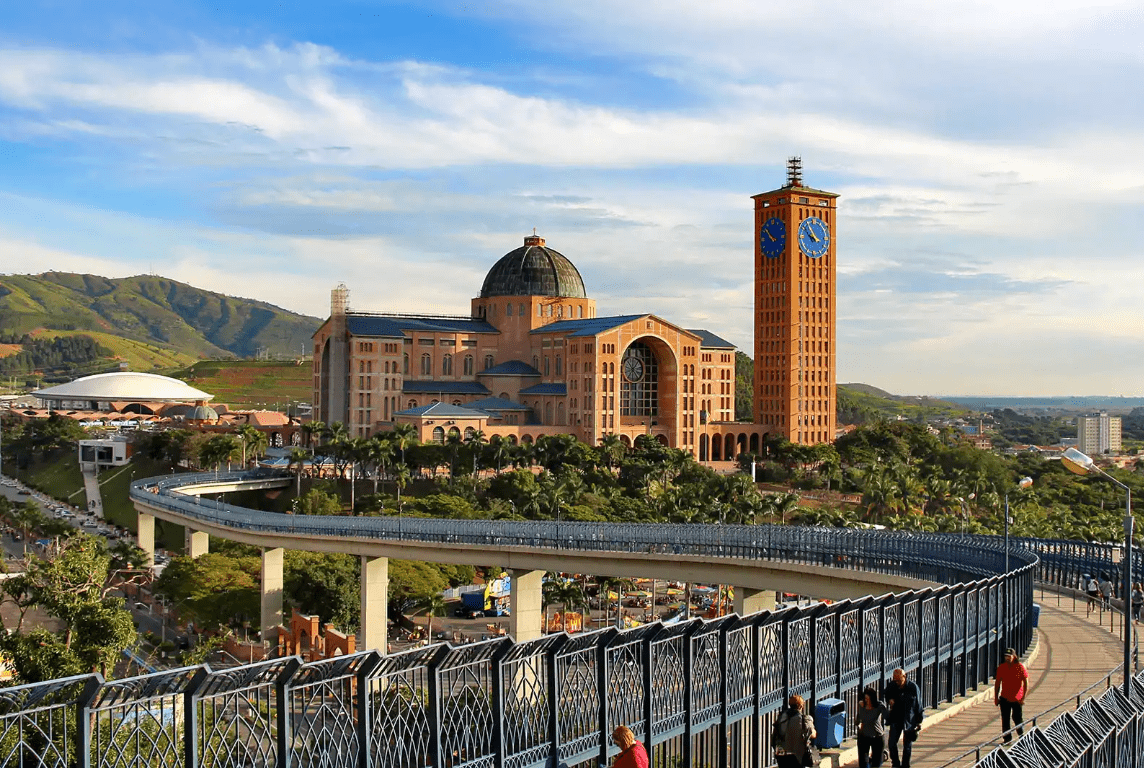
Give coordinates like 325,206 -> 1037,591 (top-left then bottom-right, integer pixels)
545,402 -> 553,423
464,355 -> 474,376
484,355 -> 494,371
519,303 -> 525,316
403,354 -> 409,375
464,427 -> 475,439
556,402 -> 565,425
506,303 -> 513,317
620,342 -> 658,417
421,354 -> 431,376
452,400 -> 462,406
442,354 -> 452,376
532,355 -> 540,371
408,400 -> 418,409
544,357 -> 550,376
432,426 -> 445,443
577,305 -> 583,318
555,355 -> 562,375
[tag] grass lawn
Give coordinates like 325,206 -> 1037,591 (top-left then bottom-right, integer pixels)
7,448 -> 86,503
99,458 -> 185,552
167,360 -> 312,410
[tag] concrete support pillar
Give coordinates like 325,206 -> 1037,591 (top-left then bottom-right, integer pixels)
509,569 -> 546,643
136,512 -> 155,568
260,547 -> 284,644
186,530 -> 209,559
734,587 -> 775,617
360,556 -> 389,653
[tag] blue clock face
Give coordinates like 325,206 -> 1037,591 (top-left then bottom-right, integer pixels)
759,217 -> 786,259
798,217 -> 830,258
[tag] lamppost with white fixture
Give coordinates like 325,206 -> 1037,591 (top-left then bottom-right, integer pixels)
1062,446 -> 1134,694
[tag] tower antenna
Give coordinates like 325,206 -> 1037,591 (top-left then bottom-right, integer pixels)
786,156 -> 803,187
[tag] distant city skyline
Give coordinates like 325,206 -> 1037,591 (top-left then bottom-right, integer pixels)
0,1 -> 1141,397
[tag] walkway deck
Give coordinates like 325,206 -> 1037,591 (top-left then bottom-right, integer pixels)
833,587 -> 1125,767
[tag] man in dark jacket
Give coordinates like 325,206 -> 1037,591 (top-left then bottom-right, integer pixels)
883,668 -> 923,768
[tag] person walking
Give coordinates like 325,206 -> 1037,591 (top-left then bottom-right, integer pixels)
1131,583 -> 1143,623
994,647 -> 1029,744
856,687 -> 889,768
771,694 -> 816,768
883,668 -> 922,768
1098,574 -> 1114,611
1085,574 -> 1101,615
610,725 -> 648,768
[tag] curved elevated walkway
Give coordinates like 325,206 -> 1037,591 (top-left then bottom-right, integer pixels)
831,587 -> 1125,767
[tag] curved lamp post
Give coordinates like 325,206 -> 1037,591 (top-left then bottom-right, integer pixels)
1062,446 -> 1134,694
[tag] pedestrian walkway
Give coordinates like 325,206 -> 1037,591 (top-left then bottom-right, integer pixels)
81,468 -> 104,517
831,586 -> 1125,767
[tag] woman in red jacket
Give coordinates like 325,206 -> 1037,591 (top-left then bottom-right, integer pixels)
611,726 -> 648,768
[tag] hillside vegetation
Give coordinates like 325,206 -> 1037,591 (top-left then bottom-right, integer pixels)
168,360 -> 312,409
0,273 -> 321,375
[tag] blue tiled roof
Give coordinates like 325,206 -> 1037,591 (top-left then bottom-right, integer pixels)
687,329 -> 736,349
466,396 -> 531,412
529,314 -> 645,337
346,314 -> 498,337
518,383 -> 568,396
479,360 -> 542,377
402,380 -> 490,395
394,402 -> 490,419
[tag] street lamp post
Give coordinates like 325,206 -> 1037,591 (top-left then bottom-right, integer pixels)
1062,447 -> 1134,694
1005,478 -> 1033,576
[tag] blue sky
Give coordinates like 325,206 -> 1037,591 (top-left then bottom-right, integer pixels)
1,0 -> 1141,396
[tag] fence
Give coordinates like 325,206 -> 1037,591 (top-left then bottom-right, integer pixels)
0,470 -> 1135,768
974,672 -> 1144,767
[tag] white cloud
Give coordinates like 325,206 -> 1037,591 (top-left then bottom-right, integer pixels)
0,4 -> 1142,395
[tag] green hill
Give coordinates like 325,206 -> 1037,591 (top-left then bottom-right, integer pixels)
0,272 -> 321,374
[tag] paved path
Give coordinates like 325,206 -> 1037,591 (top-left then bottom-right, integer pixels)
834,587 -> 1125,767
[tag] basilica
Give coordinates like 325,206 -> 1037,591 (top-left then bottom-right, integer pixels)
312,163 -> 837,458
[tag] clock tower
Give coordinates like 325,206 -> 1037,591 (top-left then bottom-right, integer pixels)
753,157 -> 838,445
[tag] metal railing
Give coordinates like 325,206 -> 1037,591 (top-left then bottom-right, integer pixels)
0,470 -> 1133,768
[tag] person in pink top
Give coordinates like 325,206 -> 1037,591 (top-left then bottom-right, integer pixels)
611,725 -> 648,768
994,647 -> 1029,743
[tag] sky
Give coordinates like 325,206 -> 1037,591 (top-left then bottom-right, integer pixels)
0,1 -> 1141,397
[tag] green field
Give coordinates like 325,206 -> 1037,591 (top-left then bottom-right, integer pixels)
167,359 -> 311,410
98,458 -> 184,551
6,448 -> 86,503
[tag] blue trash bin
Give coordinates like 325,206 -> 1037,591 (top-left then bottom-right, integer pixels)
1031,603 -> 1041,628
814,697 -> 846,748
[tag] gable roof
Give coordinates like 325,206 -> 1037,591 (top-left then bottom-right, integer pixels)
687,329 -> 736,349
529,314 -> 645,337
346,314 -> 498,338
402,380 -> 490,395
479,360 -> 542,377
394,402 -> 491,419
466,396 -> 531,412
519,383 -> 568,396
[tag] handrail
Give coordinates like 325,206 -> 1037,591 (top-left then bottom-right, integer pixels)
934,629 -> 1131,767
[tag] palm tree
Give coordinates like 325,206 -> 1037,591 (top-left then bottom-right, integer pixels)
445,431 -> 464,483
488,435 -> 511,474
598,434 -> 625,472
393,463 -> 412,513
302,420 -> 325,454
366,436 -> 394,494
287,447 -> 310,497
235,424 -> 266,467
466,429 -> 488,478
391,423 -> 418,466
543,578 -> 586,633
416,592 -> 448,641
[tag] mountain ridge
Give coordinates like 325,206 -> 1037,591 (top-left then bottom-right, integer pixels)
0,272 -> 322,372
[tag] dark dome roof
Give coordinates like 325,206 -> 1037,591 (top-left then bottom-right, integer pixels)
480,235 -> 587,299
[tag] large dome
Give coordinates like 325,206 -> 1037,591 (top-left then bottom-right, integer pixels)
33,372 -> 213,402
480,235 -> 587,299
